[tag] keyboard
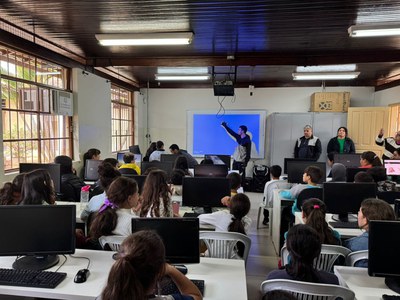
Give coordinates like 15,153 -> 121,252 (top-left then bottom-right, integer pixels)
0,268 -> 67,289
183,212 -> 200,218
329,221 -> 359,229
382,295 -> 400,300
159,277 -> 205,295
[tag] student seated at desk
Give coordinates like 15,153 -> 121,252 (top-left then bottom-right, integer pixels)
20,169 -> 56,205
81,163 -> 121,221
89,176 -> 139,239
360,151 -> 382,168
119,152 -> 141,175
280,166 -> 322,215
90,158 -> 120,197
98,230 -> 202,300
366,166 -> 398,192
140,170 -> 174,217
343,198 -> 395,268
267,224 -> 339,285
301,199 -> 341,245
221,172 -> 242,207
0,173 -> 24,205
169,169 -> 185,196
173,155 -> 193,177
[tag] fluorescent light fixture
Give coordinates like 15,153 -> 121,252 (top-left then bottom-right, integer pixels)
292,72 -> 360,80
155,74 -> 210,81
157,67 -> 208,74
36,71 -> 61,75
296,64 -> 357,72
95,32 -> 193,46
349,23 -> 400,37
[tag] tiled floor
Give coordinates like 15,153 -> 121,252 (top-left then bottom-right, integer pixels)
245,192 -> 280,300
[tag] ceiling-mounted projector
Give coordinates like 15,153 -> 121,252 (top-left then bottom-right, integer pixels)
213,80 -> 234,96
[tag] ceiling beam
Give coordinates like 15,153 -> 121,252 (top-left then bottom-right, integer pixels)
87,50 -> 400,68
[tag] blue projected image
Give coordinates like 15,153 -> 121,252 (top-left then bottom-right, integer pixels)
188,111 -> 266,159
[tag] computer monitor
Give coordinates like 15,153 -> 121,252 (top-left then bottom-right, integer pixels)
323,182 -> 377,222
194,164 -> 229,177
19,163 -> 61,193
117,152 -> 125,164
283,158 -> 315,174
286,161 -> 326,184
84,159 -> 103,181
182,177 -> 230,212
384,159 -> 400,176
160,154 -> 179,164
141,161 -> 174,178
204,154 -> 231,169
346,167 -> 366,182
369,220 -> 400,293
131,217 -> 200,264
122,174 -> 146,194
129,145 -> 141,154
333,153 -> 360,168
0,205 -> 76,270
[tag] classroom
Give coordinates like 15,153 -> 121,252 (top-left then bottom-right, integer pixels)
1,2 -> 400,300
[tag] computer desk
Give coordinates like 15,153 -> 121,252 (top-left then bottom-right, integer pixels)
271,189 -> 293,255
334,266 -> 400,299
0,249 -> 247,300
294,212 -> 363,238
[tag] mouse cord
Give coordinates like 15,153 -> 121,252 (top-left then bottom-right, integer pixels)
69,254 -> 91,269
54,255 -> 67,272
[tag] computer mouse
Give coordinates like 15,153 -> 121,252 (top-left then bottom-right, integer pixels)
74,269 -> 90,283
174,265 -> 188,275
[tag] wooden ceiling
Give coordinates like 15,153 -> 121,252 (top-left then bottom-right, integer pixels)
1,0 -> 400,90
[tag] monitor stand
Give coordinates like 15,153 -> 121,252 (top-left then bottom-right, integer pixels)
385,277 -> 400,294
332,213 -> 357,223
12,255 -> 59,271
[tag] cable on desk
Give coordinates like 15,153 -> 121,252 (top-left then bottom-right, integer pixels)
69,254 -> 91,269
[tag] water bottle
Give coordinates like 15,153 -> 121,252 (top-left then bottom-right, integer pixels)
80,185 -> 90,209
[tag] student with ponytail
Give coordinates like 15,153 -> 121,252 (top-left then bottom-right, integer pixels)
267,224 -> 339,285
99,231 -> 202,300
360,151 -> 382,168
301,198 -> 341,245
89,176 -> 139,239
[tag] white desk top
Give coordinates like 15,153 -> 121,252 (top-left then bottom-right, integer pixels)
294,212 -> 363,238
334,266 -> 400,299
0,249 -> 247,300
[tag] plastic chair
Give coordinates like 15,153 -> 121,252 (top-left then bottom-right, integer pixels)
257,180 -> 291,229
281,244 -> 351,272
260,279 -> 355,300
98,235 -> 126,251
345,250 -> 369,267
296,188 -> 323,211
199,231 -> 251,265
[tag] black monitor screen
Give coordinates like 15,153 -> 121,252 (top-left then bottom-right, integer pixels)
384,160 -> 400,176
129,145 -> 141,154
124,175 -> 146,194
131,217 -> 199,264
182,177 -> 230,211
323,182 -> 376,220
369,220 -> 400,293
284,158 -> 314,174
333,153 -> 360,168
19,163 -> 61,193
346,167 -> 366,182
160,154 -> 179,164
286,161 -> 326,184
204,154 -> 231,169
84,159 -> 103,181
141,161 -> 173,178
0,205 -> 76,270
194,164 -> 228,177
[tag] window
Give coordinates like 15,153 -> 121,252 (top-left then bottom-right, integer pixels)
111,84 -> 134,152
1,45 -> 72,171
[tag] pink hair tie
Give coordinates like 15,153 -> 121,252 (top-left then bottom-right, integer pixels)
98,198 -> 118,213
313,205 -> 320,209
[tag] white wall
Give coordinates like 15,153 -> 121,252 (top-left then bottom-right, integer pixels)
140,86 -> 375,153
374,86 -> 400,106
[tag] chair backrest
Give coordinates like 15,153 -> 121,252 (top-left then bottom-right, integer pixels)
262,180 -> 291,206
260,279 -> 355,300
281,244 -> 351,272
345,250 -> 369,267
376,191 -> 400,205
98,235 -> 126,251
199,231 -> 251,265
296,188 -> 323,211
